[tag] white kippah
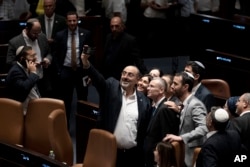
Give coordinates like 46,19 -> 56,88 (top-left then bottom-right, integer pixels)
194,61 -> 205,69
184,71 -> 194,79
214,108 -> 229,123
16,46 -> 25,56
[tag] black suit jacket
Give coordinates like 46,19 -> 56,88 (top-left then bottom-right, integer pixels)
101,32 -> 148,79
6,63 -> 40,102
195,84 -> 215,112
196,130 -> 246,167
144,98 -> 180,167
229,112 -> 250,154
37,14 -> 66,40
86,64 -> 151,149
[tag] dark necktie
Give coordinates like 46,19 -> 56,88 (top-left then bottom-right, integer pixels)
71,32 -> 77,70
151,106 -> 157,117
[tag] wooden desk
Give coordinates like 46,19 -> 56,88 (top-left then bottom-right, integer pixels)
75,100 -> 99,163
0,142 -> 69,167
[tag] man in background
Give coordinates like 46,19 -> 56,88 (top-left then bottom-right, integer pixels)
100,16 -> 148,80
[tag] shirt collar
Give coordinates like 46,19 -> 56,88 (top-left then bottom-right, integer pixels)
206,130 -> 217,139
121,88 -> 136,100
45,14 -> 55,20
192,82 -> 201,94
240,110 -> 250,116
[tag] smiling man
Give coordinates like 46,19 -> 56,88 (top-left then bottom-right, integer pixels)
81,51 -> 151,167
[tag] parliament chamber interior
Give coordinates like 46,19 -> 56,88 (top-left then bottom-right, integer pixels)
1,0 -> 250,166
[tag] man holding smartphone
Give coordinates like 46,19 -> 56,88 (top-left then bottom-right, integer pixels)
6,46 -> 41,115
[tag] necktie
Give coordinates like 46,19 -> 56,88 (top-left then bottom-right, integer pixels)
71,32 -> 77,70
47,18 -> 52,39
151,106 -> 157,117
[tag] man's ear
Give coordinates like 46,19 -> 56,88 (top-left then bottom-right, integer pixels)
194,73 -> 200,80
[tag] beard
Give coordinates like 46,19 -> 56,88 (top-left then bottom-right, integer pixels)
120,80 -> 130,89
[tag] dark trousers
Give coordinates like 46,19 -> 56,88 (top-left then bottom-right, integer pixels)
116,146 -> 145,167
59,66 -> 88,127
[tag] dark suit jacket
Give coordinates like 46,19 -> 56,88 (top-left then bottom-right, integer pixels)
37,14 -> 66,40
144,98 -> 180,167
6,63 -> 40,102
6,32 -> 51,67
195,84 -> 215,112
54,27 -> 92,73
229,112 -> 250,154
196,130 -> 245,167
85,64 -> 151,149
101,32 -> 148,79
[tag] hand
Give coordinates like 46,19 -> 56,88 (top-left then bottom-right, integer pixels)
41,58 -> 50,68
26,60 -> 37,73
164,101 -> 180,113
163,134 -> 182,142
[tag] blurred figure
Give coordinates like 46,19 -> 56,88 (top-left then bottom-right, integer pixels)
154,141 -> 177,167
13,0 -> 32,20
37,0 -> 66,45
101,16 -> 148,80
70,0 -> 85,17
6,46 -> 40,114
149,67 -> 164,78
0,0 -> 15,20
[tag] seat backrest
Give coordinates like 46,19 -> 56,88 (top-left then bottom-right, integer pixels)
192,147 -> 201,167
24,98 -> 65,156
0,98 -> 24,145
171,141 -> 185,167
201,79 -> 231,100
48,109 -> 73,166
201,79 -> 231,106
83,128 -> 117,167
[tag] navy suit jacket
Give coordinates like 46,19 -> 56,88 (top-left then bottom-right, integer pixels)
6,63 -> 40,102
195,84 -> 215,112
85,64 -> 151,148
196,130 -> 245,167
54,27 -> 92,73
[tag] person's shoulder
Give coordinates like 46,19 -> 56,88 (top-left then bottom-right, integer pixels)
55,14 -> 66,20
9,33 -> 23,42
200,83 -> 213,95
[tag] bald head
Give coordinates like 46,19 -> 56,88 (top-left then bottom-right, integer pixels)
110,16 -> 125,38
